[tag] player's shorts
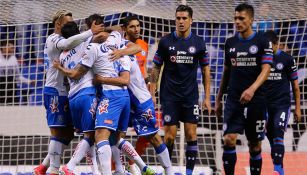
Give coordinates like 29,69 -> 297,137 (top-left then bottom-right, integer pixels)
223,98 -> 267,141
44,94 -> 72,127
95,96 -> 130,132
266,103 -> 290,139
161,100 -> 200,125
130,99 -> 159,136
69,94 -> 97,133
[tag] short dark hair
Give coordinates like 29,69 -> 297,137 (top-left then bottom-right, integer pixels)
122,16 -> 140,28
0,40 -> 14,47
61,21 -> 80,39
235,3 -> 254,18
85,13 -> 104,29
264,30 -> 278,45
176,4 -> 193,18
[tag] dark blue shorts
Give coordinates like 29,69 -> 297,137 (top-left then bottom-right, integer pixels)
161,100 -> 199,125
266,104 -> 290,139
223,98 -> 267,141
69,94 -> 97,133
44,94 -> 72,127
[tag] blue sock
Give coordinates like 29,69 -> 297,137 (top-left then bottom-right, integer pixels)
186,141 -> 198,175
223,145 -> 236,175
250,150 -> 262,175
272,137 -> 284,175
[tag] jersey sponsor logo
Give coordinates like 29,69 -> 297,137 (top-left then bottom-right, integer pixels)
104,119 -> 113,124
276,63 -> 284,70
188,46 -> 196,54
231,58 -> 237,66
164,115 -> 171,122
49,97 -> 59,113
237,52 -> 248,57
170,55 -> 177,62
169,46 -> 175,50
98,98 -> 109,114
141,109 -> 154,122
177,51 -> 187,55
89,98 -> 98,119
230,48 -> 236,52
249,45 -> 258,54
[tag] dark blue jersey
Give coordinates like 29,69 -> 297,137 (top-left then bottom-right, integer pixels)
224,32 -> 273,102
153,31 -> 209,102
264,50 -> 298,105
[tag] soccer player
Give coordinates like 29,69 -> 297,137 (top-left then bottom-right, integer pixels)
52,21 -> 99,175
150,5 -> 211,175
121,15 -> 150,174
54,31 -> 155,175
215,4 -> 273,175
95,40 -> 173,175
34,10 -> 104,175
263,30 -> 301,175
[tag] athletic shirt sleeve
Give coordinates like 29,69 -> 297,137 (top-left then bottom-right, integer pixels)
80,43 -> 98,68
56,30 -> 93,50
287,56 -> 298,80
153,38 -> 165,65
116,56 -> 131,73
198,39 -> 209,66
261,36 -> 274,65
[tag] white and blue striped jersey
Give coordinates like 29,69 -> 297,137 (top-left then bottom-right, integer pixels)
43,30 -> 93,96
81,33 -> 131,98
58,39 -> 95,99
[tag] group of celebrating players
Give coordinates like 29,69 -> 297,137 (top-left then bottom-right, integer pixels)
33,2 -> 301,175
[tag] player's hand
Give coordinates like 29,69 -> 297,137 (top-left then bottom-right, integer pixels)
53,59 -> 61,69
109,48 -> 123,61
202,98 -> 212,115
92,32 -> 108,43
215,99 -> 223,117
294,107 -> 302,123
91,20 -> 105,35
240,87 -> 255,104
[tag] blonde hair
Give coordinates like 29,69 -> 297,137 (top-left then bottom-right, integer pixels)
52,9 -> 72,25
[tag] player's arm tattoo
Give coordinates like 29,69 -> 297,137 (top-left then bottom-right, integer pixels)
57,64 -> 89,80
202,65 -> 211,100
150,64 -> 162,96
216,66 -> 230,101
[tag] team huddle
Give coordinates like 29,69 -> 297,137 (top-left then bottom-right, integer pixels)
34,3 -> 301,175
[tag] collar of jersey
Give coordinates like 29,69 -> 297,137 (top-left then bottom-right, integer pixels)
238,31 -> 256,41
276,49 -> 282,56
173,31 -> 192,40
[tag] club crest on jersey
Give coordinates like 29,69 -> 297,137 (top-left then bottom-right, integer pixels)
170,55 -> 177,62
98,98 -> 109,114
276,63 -> 284,70
89,98 -> 98,118
249,45 -> 258,54
164,115 -> 171,122
231,58 -> 237,66
188,46 -> 196,54
49,97 -> 59,113
141,50 -> 146,56
141,109 -> 154,122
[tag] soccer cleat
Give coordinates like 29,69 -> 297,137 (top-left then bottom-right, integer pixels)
33,164 -> 48,175
273,171 -> 280,175
142,166 -> 156,175
59,166 -> 74,175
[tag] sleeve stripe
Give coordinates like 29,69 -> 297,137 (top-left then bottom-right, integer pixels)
153,59 -> 163,65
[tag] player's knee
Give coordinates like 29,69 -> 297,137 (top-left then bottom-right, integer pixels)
248,141 -> 261,152
164,136 -> 175,147
147,133 -> 162,147
224,134 -> 237,147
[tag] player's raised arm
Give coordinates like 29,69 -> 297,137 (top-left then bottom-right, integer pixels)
56,21 -> 104,50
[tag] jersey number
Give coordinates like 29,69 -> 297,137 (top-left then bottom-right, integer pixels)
193,105 -> 199,115
256,120 -> 266,132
